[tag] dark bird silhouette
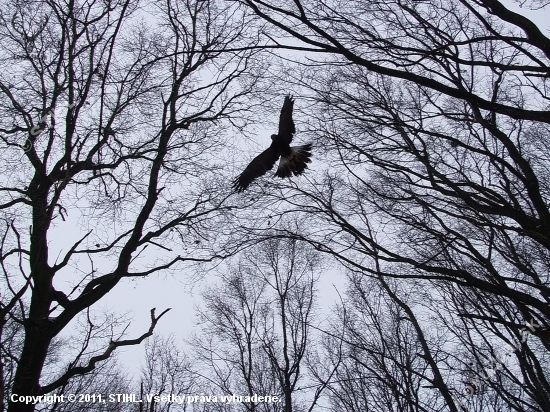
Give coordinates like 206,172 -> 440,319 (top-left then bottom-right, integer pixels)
233,95 -> 312,192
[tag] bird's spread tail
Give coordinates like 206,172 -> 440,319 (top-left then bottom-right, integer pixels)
275,144 -> 312,178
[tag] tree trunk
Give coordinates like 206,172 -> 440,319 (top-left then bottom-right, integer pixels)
8,323 -> 52,412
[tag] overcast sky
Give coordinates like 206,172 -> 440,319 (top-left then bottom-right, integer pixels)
42,0 -> 550,384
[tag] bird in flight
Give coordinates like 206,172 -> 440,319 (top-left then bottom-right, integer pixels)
233,95 -> 312,192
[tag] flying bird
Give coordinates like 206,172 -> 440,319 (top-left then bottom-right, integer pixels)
233,95 -> 312,192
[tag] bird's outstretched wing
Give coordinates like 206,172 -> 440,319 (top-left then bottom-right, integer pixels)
233,146 -> 281,192
277,95 -> 295,145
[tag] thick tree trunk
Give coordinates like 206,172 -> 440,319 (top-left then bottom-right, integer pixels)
8,323 -> 52,412
283,394 -> 292,412
283,382 -> 292,412
8,191 -> 53,412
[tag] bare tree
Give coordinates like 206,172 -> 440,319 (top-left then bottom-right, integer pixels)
48,355 -> 133,412
234,0 -> 550,410
192,238 -> 325,412
0,0 -> 260,409
137,335 -> 196,412
2,306 -> 133,412
321,274 -> 435,412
